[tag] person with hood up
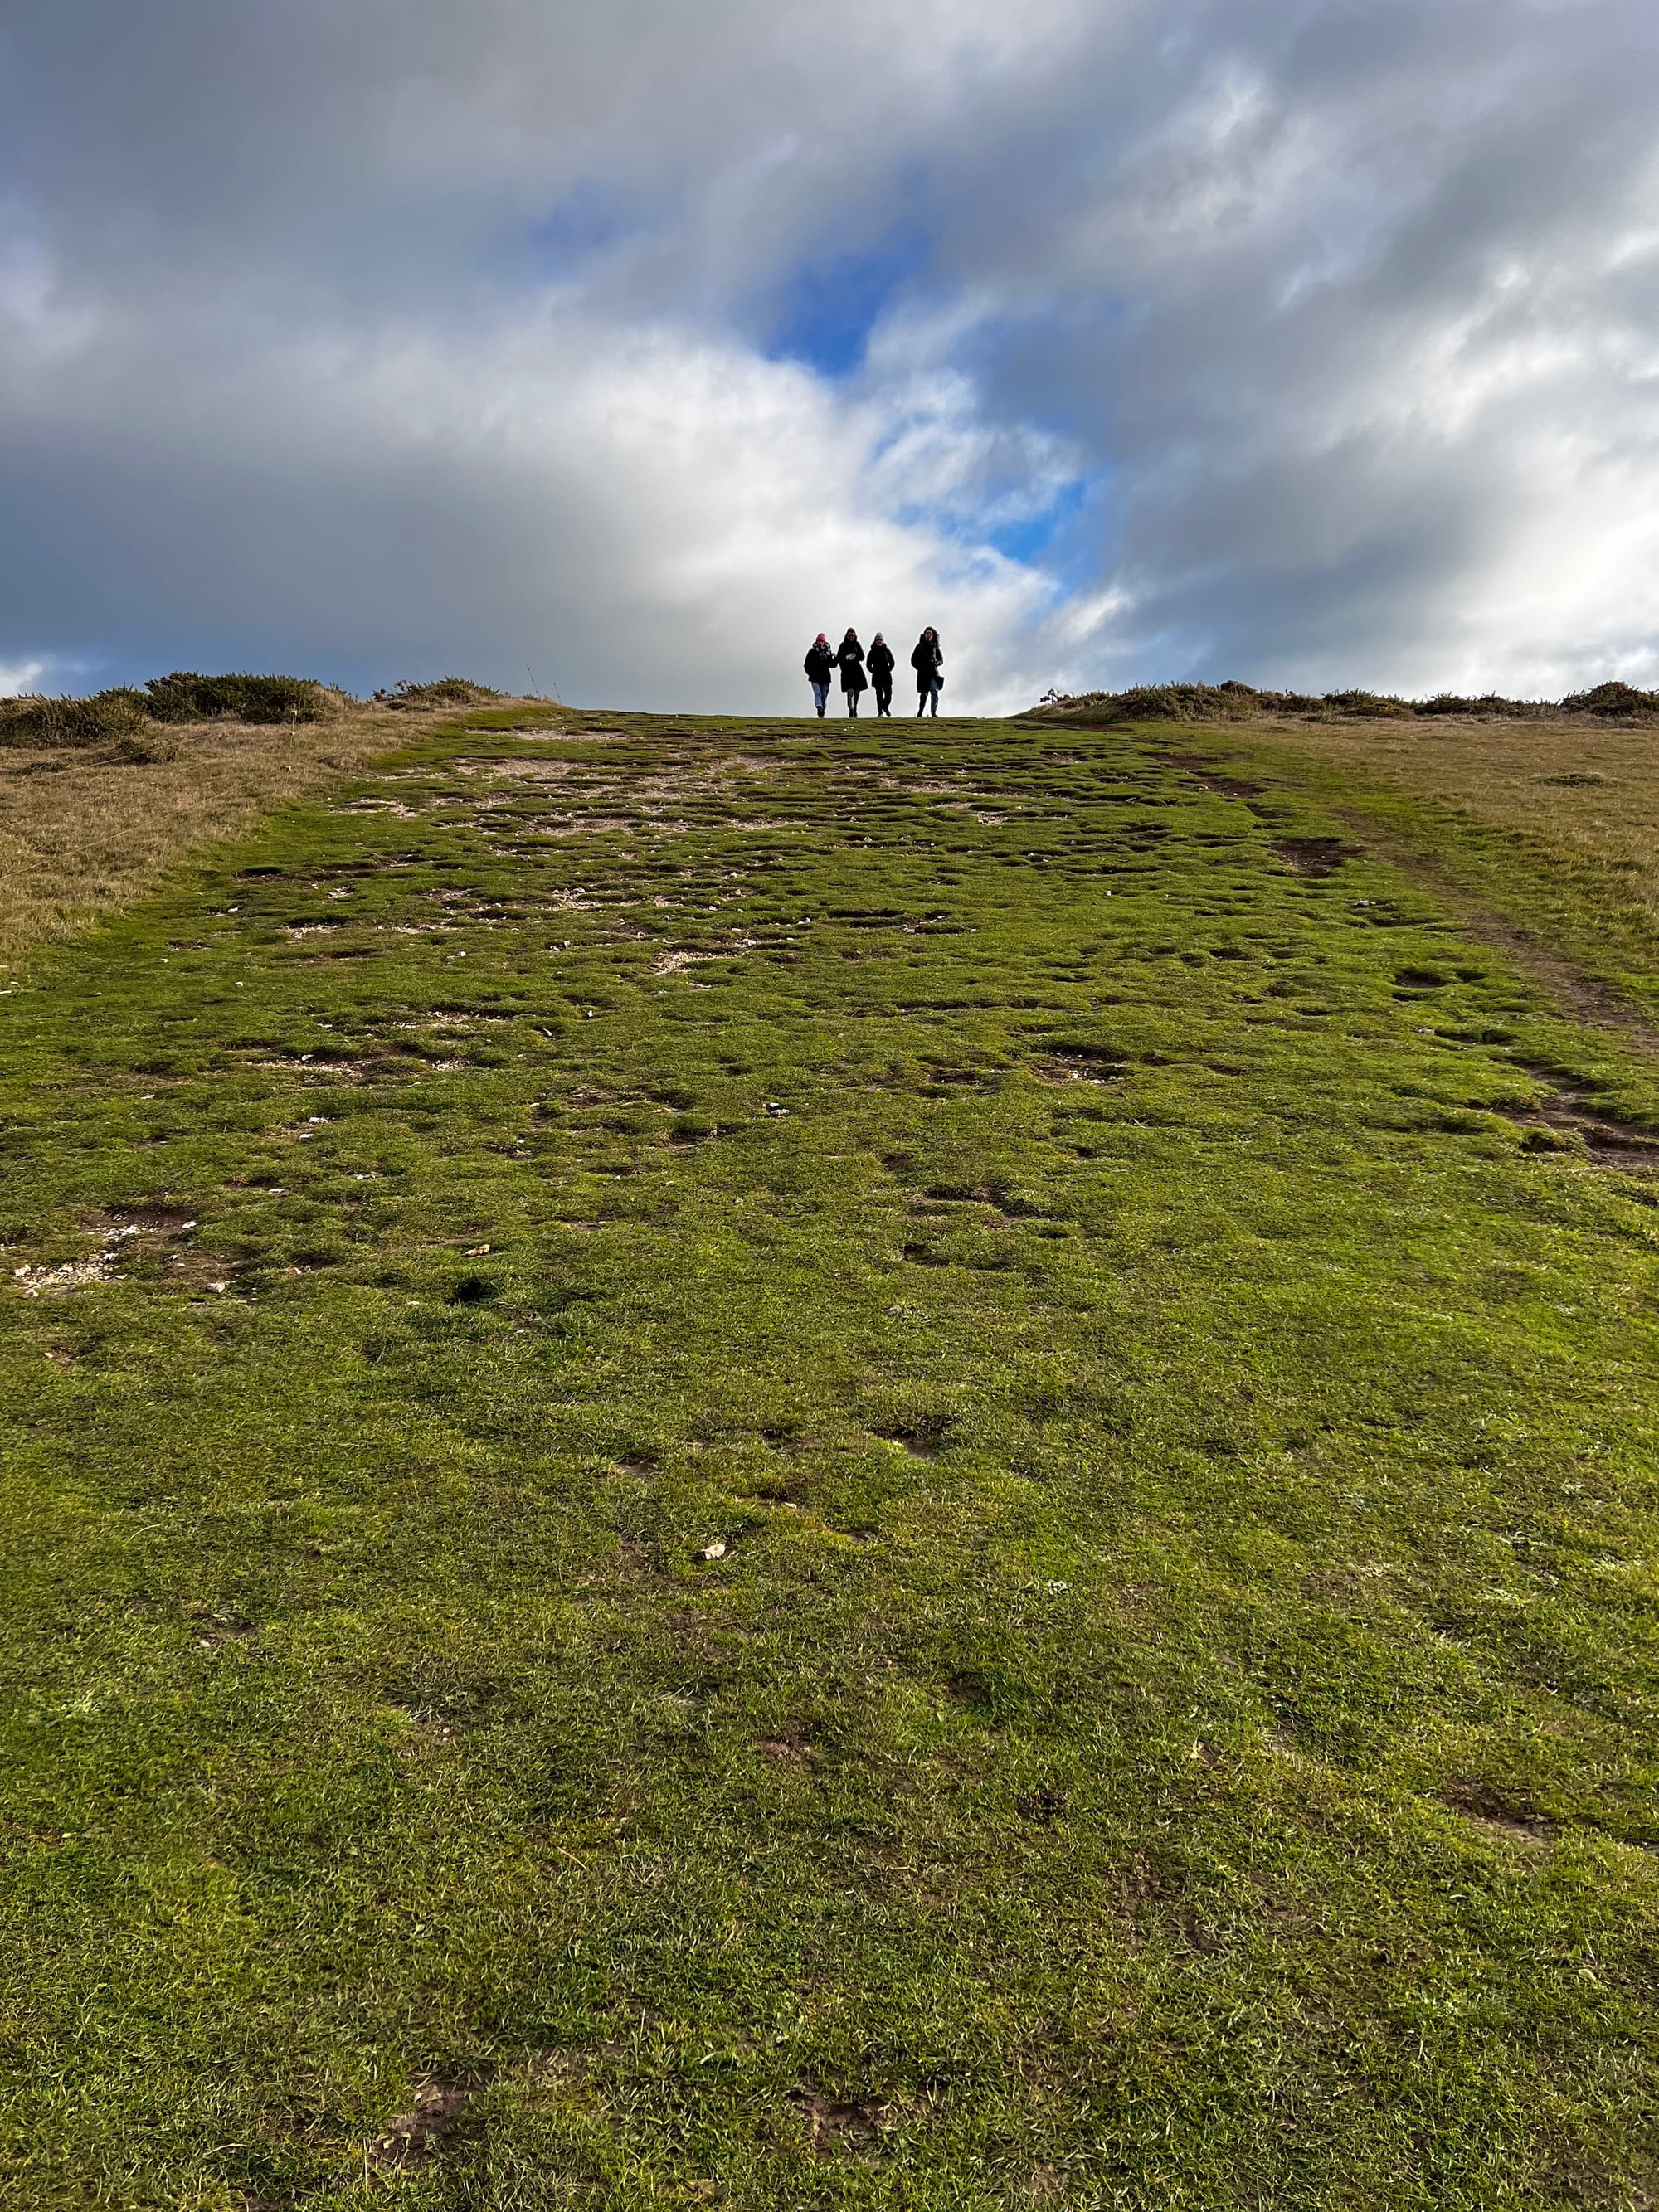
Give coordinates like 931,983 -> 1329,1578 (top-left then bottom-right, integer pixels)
867,633 -> 895,717
911,627 -> 943,717
836,628 -> 868,717
803,634 -> 834,717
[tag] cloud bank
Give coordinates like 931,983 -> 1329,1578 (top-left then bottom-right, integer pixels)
2,0 -> 1656,710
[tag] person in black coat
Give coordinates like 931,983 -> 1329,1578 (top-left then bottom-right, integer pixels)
836,628 -> 868,717
803,634 -> 834,717
867,633 -> 895,717
911,627 -> 942,717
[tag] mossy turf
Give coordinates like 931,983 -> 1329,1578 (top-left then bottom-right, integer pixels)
3,712 -> 1658,2210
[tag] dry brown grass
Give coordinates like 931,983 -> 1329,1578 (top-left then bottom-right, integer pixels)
1249,714 -> 1659,937
0,697 -> 549,969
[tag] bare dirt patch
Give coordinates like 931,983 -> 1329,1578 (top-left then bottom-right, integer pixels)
251,1054 -> 391,1083
73,1206 -> 243,1296
1439,1778 -> 1554,1848
14,1203 -> 224,1296
335,798 -> 421,819
654,949 -> 728,974
787,2083 -> 886,2157
367,2073 -> 492,2172
90,1204 -> 200,1237
1170,755 -> 1262,800
1033,1047 -> 1128,1085
12,1257 -> 118,1297
759,1731 -> 817,1767
182,1604 -> 256,1649
653,937 -> 769,973
1506,1083 -> 1659,1173
1270,836 -> 1356,878
878,1421 -> 951,1458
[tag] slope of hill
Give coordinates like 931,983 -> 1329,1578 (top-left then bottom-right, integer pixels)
0,685 -> 517,964
2,705 -> 1657,2209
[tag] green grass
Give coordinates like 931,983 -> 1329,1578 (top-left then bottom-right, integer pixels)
3,711 -> 1658,2210
1148,723 -> 1659,1039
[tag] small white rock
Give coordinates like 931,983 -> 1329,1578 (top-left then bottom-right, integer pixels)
695,1540 -> 727,1563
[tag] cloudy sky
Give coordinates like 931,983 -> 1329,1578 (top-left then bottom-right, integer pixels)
2,0 -> 1656,712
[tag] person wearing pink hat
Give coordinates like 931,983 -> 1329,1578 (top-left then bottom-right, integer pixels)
803,634 -> 834,717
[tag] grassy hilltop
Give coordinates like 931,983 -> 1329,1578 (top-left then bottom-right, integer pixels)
2,693 -> 1657,2209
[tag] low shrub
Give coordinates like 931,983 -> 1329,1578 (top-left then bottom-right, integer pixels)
1035,683 -> 1269,725
0,690 -> 149,749
1034,678 -> 1659,724
1559,680 -> 1659,720
142,673 -> 329,723
376,678 -> 502,709
1319,688 -> 1414,717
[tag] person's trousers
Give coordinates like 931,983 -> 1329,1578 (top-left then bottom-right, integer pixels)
915,682 -> 940,717
810,681 -> 829,716
873,680 -> 893,715
845,690 -> 862,716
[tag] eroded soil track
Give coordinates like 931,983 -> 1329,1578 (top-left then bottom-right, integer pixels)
3,712 -> 1658,2210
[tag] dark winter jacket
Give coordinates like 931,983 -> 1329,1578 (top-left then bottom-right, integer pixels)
804,640 -> 834,685
836,640 -> 867,693
867,639 -> 895,680
910,635 -> 943,692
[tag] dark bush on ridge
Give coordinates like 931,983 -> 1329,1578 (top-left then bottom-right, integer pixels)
1034,678 -> 1659,725
377,678 -> 502,709
0,690 -> 150,749
143,673 -> 328,723
1036,683 -> 1266,724
1559,680 -> 1659,719
0,670 -> 504,748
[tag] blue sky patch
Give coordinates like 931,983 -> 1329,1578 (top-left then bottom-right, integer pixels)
765,223 -> 932,379
985,479 -> 1091,568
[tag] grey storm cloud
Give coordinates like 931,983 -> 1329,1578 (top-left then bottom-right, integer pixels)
1,0 -> 1656,708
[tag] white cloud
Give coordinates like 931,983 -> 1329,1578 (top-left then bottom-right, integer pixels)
0,282 -> 1060,710
1,0 -> 1656,706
